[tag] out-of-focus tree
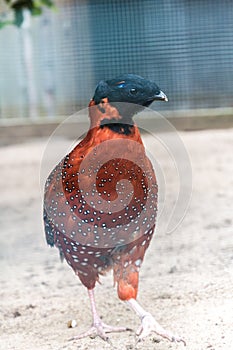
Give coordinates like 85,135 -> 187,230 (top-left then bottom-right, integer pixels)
0,0 -> 55,28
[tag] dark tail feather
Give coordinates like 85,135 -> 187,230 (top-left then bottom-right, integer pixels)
43,208 -> 55,247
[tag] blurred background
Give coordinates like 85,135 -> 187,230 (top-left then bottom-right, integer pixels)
0,0 -> 233,124
0,3 -> 233,349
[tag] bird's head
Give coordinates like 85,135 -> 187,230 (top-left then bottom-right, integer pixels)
89,74 -> 168,130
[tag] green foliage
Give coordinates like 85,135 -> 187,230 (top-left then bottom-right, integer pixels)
0,20 -> 13,29
0,0 -> 55,28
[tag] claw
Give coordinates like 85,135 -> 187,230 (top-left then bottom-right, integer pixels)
69,321 -> 130,343
70,289 -> 131,343
136,313 -> 186,346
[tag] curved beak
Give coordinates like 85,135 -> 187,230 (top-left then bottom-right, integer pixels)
154,90 -> 168,102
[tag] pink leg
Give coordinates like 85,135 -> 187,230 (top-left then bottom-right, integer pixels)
126,298 -> 186,345
69,288 -> 130,342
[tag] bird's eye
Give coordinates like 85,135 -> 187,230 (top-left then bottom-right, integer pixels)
129,88 -> 138,95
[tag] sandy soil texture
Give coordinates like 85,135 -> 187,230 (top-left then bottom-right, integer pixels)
0,128 -> 232,350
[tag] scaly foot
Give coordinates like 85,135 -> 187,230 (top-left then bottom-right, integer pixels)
71,288 -> 131,342
69,320 -> 131,342
136,313 -> 186,345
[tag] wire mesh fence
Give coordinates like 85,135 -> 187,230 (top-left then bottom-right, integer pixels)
0,0 -> 233,120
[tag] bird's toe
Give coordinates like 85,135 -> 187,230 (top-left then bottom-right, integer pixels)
136,313 -> 186,346
69,321 -> 130,343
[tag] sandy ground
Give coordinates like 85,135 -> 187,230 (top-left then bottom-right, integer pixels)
0,128 -> 232,350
